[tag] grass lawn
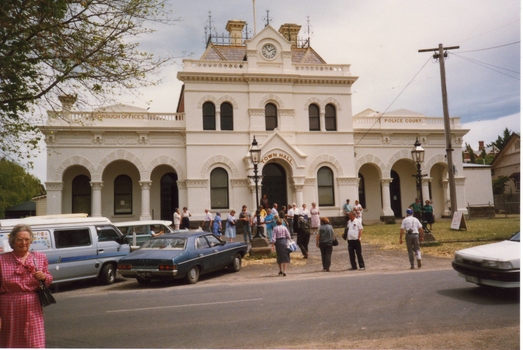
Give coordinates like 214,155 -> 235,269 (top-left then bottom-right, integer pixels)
341,215 -> 521,259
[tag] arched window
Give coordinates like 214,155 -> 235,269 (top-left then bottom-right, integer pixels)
202,102 -> 216,130
114,175 -> 132,215
220,102 -> 233,130
308,104 -> 320,131
210,168 -> 228,209
325,104 -> 337,131
317,167 -> 334,206
72,175 -> 91,215
265,103 -> 278,131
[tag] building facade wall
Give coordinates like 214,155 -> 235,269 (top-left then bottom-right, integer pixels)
39,20 -> 480,224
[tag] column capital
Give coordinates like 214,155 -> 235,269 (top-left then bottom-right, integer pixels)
381,178 -> 393,185
90,181 -> 104,190
139,181 -> 152,190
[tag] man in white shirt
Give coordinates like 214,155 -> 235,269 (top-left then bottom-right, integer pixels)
202,209 -> 212,232
271,203 -> 279,216
299,203 -> 310,221
346,211 -> 365,270
399,208 -> 424,269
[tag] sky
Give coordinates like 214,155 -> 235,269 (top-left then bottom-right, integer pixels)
28,0 -> 521,182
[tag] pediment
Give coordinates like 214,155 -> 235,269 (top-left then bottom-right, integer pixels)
245,25 -> 292,51
256,132 -> 306,168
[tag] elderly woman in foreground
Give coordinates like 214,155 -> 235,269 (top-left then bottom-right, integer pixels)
270,219 -> 292,276
0,224 -> 53,348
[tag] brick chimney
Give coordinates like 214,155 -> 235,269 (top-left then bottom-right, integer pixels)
225,20 -> 246,46
478,141 -> 485,151
278,23 -> 301,48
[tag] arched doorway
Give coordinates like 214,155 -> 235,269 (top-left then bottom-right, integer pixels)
72,175 -> 91,215
160,173 -> 178,221
390,170 -> 402,217
262,163 -> 287,210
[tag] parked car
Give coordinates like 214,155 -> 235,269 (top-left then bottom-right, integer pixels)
0,216 -> 130,285
115,220 -> 175,247
452,231 -> 520,288
117,231 -> 248,285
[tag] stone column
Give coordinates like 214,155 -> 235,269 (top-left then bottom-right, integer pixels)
442,180 -> 451,217
380,178 -> 395,223
455,176 -> 468,215
139,181 -> 152,220
44,182 -> 63,215
90,182 -> 103,217
422,178 -> 431,205
294,184 -> 304,207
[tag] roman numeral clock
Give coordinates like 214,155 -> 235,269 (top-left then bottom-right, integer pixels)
261,43 -> 277,59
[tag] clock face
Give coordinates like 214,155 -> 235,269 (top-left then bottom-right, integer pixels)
261,44 -> 277,59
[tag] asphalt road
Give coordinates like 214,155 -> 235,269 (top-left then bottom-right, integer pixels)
45,267 -> 519,349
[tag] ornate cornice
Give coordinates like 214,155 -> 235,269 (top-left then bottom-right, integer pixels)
231,179 -> 249,188
45,182 -> 63,191
185,179 -> 208,188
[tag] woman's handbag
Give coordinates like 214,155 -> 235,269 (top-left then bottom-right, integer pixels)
286,239 -> 298,252
36,281 -> 56,307
332,236 -> 339,246
33,255 -> 56,307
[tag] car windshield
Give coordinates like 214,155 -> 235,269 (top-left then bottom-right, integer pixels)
510,231 -> 520,242
141,237 -> 186,250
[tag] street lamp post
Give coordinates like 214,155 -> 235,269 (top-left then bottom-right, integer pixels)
248,136 -> 264,239
411,138 -> 429,232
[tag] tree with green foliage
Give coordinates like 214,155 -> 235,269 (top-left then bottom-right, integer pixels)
492,176 -> 510,195
465,143 -> 477,163
0,159 -> 45,218
0,0 -> 175,163
488,127 -> 512,152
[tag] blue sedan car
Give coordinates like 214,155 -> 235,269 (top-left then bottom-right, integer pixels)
117,231 -> 248,285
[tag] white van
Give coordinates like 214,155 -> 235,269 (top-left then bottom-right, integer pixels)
0,216 -> 130,285
115,220 -> 175,247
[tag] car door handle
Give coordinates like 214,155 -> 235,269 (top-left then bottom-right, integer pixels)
213,250 -> 219,253
98,249 -> 104,253
199,254 -> 203,257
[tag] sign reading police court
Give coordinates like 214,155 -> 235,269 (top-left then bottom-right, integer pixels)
260,152 -> 294,165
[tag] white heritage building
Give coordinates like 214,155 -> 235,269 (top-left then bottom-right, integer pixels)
41,19 -> 470,225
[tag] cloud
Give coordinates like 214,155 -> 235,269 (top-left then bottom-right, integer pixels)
462,113 -> 521,150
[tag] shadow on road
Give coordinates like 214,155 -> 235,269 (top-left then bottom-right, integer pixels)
437,286 -> 520,305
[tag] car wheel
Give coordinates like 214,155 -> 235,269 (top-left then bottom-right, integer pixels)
229,253 -> 242,272
186,266 -> 200,284
136,277 -> 151,285
100,264 -> 116,285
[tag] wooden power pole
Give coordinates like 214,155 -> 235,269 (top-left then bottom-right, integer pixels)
418,44 -> 459,215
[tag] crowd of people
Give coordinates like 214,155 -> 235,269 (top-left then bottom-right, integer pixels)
173,195 -> 430,275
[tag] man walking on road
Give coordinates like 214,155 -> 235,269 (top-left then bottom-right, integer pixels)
399,208 -> 424,269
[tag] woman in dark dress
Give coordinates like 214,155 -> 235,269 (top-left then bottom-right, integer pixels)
316,217 -> 336,272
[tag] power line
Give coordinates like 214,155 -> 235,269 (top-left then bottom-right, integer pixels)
458,19 -> 520,44
459,41 -> 520,53
450,53 -> 520,80
354,56 -> 432,146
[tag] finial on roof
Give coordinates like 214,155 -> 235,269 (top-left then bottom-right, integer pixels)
204,11 -> 216,46
263,9 -> 273,27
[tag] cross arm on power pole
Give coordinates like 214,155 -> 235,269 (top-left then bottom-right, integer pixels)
418,46 -> 460,53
